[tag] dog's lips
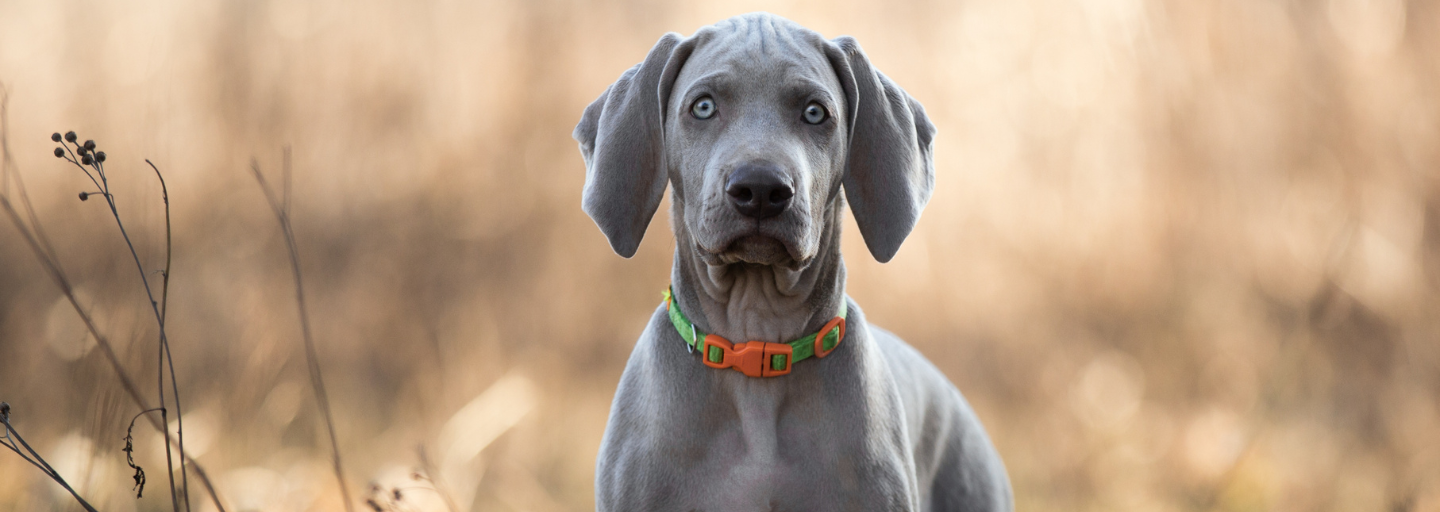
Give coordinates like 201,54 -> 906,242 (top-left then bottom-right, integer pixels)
726,235 -> 792,264
698,232 -> 808,268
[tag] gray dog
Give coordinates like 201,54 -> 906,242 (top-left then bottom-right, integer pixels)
574,13 -> 1012,511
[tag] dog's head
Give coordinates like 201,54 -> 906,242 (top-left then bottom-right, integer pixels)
575,13 -> 934,267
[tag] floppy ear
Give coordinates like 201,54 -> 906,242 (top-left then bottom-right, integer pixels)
574,33 -> 694,258
827,36 -> 936,263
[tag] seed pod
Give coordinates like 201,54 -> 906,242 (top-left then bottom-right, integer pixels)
81,155 -> 93,165
83,140 -> 95,151
64,131 -> 77,142
79,192 -> 89,201
51,133 -> 62,142
54,147 -> 65,158
95,151 -> 106,163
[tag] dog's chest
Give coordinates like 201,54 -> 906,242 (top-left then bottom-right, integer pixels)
672,403 -> 914,511
595,328 -> 919,511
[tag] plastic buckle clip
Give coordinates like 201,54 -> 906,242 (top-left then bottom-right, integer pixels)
761,342 -> 793,377
701,335 -> 793,377
812,317 -> 846,359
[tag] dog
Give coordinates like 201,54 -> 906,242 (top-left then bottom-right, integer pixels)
574,13 -> 1013,511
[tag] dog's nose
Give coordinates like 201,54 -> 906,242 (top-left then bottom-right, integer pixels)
725,164 -> 793,220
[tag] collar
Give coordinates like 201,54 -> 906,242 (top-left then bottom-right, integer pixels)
663,286 -> 847,377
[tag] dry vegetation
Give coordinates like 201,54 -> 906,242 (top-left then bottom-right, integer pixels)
1,0 -> 1438,510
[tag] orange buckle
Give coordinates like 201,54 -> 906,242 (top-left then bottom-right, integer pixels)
701,334 -> 793,377
813,317 -> 846,358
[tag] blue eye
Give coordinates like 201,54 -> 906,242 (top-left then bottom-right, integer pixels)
692,97 -> 716,119
803,102 -> 827,124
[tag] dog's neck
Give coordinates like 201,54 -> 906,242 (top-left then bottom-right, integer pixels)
671,204 -> 847,344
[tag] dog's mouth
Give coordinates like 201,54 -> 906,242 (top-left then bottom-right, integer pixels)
697,235 -> 805,269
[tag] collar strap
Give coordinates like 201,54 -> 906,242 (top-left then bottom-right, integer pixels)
663,287 -> 847,378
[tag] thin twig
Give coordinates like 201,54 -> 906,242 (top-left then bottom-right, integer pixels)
252,152 -> 356,512
149,158 -> 191,512
0,407 -> 49,473
1,403 -> 101,512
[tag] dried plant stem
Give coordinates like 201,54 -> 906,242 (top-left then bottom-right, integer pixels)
149,159 -> 191,512
1,404 -> 101,512
125,408 -> 165,498
251,150 -> 356,512
51,136 -> 182,512
0,91 -> 227,512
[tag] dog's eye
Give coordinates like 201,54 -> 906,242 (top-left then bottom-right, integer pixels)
803,102 -> 828,124
691,97 -> 716,119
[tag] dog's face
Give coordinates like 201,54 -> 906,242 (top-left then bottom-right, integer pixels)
665,33 -> 849,268
575,13 -> 936,265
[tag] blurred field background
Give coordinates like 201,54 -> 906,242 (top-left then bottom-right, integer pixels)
1,0 -> 1438,510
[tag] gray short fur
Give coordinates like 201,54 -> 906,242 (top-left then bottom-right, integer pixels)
574,13 -> 1013,511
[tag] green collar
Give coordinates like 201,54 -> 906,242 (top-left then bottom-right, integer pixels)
663,287 -> 848,378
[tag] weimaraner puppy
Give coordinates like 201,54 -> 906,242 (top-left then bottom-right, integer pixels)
574,12 -> 1013,511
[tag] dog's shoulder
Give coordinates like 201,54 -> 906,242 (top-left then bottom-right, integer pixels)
864,323 -> 1015,512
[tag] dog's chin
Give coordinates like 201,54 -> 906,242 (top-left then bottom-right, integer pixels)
700,235 -> 809,270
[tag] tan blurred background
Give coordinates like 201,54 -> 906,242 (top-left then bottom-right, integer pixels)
1,0 -> 1438,510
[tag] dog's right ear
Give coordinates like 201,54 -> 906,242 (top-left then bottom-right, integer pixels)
574,33 -> 694,258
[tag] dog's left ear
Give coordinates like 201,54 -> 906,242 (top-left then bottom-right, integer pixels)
826,36 -> 936,263
574,33 -> 697,258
